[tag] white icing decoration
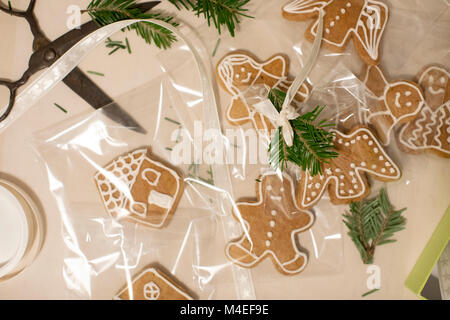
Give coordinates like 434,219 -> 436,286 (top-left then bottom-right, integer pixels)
148,190 -> 174,209
143,281 -> 160,300
298,128 -> 401,207
225,173 -> 314,275
218,53 -> 310,132
94,149 -> 182,229
113,268 -> 193,300
398,101 -> 450,155
283,0 -> 388,61
142,168 -> 161,186
363,65 -> 426,146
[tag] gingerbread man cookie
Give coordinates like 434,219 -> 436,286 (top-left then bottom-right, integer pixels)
114,266 -> 193,300
217,51 -> 310,132
226,173 -> 314,275
362,65 -> 425,145
94,148 -> 184,229
296,126 -> 401,209
398,65 -> 450,158
282,0 -> 389,65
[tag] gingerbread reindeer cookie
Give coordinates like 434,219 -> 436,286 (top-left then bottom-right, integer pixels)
398,65 -> 450,158
282,0 -> 389,65
296,126 -> 401,209
362,65 -> 425,145
217,51 -> 310,132
94,148 -> 184,228
226,173 -> 314,275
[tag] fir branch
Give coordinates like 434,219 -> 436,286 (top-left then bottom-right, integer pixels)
168,0 -> 253,36
84,0 -> 179,49
343,189 -> 407,264
267,88 -> 338,176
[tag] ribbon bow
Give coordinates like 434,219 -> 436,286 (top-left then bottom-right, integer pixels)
252,10 -> 324,147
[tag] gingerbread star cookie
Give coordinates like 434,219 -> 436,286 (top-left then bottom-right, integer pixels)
217,51 -> 310,132
94,148 -> 184,229
114,266 -> 193,300
226,173 -> 314,275
296,126 -> 401,209
282,0 -> 389,65
362,65 -> 425,145
398,65 -> 450,158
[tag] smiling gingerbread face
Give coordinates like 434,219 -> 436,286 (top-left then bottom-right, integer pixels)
417,66 -> 450,111
230,63 -> 258,87
384,82 -> 423,120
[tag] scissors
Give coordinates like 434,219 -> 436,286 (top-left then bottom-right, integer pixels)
0,0 -> 161,134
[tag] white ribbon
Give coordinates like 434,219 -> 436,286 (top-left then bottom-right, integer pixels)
253,10 -> 324,146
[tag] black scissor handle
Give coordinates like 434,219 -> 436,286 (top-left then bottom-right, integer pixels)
0,79 -> 18,122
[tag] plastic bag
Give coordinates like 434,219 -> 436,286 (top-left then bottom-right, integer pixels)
27,0 -> 450,300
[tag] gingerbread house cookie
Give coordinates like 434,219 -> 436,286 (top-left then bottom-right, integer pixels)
94,148 -> 184,228
114,266 -> 193,300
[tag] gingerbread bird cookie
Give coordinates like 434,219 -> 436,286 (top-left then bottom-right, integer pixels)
282,0 -> 389,65
296,126 -> 401,209
226,173 -> 314,275
362,65 -> 425,145
398,65 -> 450,158
217,51 -> 310,132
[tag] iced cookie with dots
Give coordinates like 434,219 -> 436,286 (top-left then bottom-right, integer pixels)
114,266 -> 193,300
296,126 -> 401,209
398,65 -> 450,158
282,0 -> 389,65
225,173 -> 314,275
216,51 -> 310,132
362,65 -> 425,145
94,148 -> 184,229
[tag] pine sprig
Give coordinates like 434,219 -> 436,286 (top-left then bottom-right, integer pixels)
267,88 -> 338,176
83,0 -> 179,49
343,189 -> 407,264
168,0 -> 253,36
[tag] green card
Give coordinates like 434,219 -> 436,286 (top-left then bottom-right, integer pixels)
405,206 -> 450,299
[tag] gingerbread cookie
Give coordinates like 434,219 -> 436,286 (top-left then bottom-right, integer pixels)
397,65 -> 450,157
94,148 -> 184,228
216,51 -> 310,132
296,126 -> 401,209
114,266 -> 193,300
282,0 -> 389,65
362,65 -> 425,145
225,173 -> 314,275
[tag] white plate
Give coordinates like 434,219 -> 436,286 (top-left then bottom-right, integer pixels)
0,184 -> 29,278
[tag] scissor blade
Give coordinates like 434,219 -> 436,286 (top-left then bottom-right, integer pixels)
63,67 -> 147,134
51,1 -> 161,56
